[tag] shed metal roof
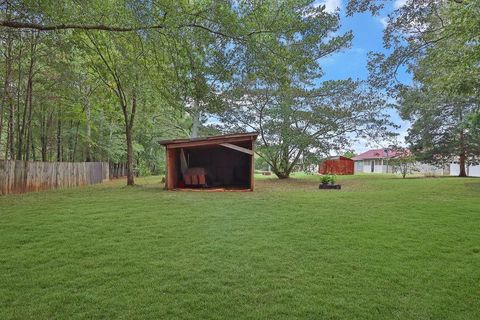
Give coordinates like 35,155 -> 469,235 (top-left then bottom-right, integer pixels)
323,156 -> 353,161
159,132 -> 258,148
352,149 -> 401,161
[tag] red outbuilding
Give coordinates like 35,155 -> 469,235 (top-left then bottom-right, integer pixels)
318,156 -> 354,175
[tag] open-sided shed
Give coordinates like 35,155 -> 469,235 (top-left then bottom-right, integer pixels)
159,133 -> 258,191
319,156 -> 354,175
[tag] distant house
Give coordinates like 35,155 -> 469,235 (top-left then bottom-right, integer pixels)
352,149 -> 398,174
352,149 -> 448,175
318,156 -> 354,175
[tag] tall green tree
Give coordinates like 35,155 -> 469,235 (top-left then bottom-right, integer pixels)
223,79 -> 393,178
398,88 -> 479,176
0,0 -> 289,185
219,2 -> 394,178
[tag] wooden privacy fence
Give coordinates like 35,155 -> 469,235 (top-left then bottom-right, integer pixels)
0,160 -> 109,195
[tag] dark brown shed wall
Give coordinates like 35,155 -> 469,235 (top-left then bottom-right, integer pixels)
162,134 -> 256,191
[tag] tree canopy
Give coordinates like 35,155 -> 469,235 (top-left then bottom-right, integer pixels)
349,0 -> 480,176
3,0 -> 476,182
0,0 -> 398,182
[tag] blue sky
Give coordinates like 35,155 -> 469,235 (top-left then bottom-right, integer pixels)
315,0 -> 411,152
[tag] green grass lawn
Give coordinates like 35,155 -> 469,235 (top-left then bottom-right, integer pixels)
1,174 -> 479,319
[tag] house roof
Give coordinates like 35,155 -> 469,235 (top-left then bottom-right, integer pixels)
159,132 -> 258,148
323,156 -> 353,161
352,149 -> 400,161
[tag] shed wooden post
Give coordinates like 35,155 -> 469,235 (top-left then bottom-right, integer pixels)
165,147 -> 178,190
250,137 -> 255,191
164,146 -> 168,190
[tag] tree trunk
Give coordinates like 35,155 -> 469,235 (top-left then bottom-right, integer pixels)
17,33 -> 37,160
2,28 -> 13,159
56,117 -> 62,161
6,83 -> 15,159
15,74 -> 22,159
5,58 -> 16,159
402,164 -> 407,178
458,152 -> 467,177
190,100 -> 201,138
24,76 -> 34,161
23,32 -> 38,161
31,139 -> 36,161
71,120 -> 80,161
458,129 -> 467,177
88,34 -> 137,186
84,98 -> 92,161
122,91 -> 137,186
272,162 -> 291,179
10,37 -> 23,160
40,113 -> 48,161
17,84 -> 28,160
275,171 -> 290,179
0,3 -> 12,157
125,121 -> 135,185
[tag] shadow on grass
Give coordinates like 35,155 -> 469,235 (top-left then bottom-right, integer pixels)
465,182 -> 480,192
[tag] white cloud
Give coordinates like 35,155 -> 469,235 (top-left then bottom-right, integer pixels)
394,0 -> 407,9
378,16 -> 388,28
350,47 -> 365,54
324,0 -> 342,13
312,0 -> 342,14
318,56 -> 337,66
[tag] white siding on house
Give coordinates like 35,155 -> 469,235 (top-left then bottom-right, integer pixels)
364,160 -> 375,173
355,159 -> 391,173
470,165 -> 480,177
355,159 -> 448,175
354,159 -> 393,174
354,161 -> 363,173
414,163 -> 449,176
450,163 -> 480,177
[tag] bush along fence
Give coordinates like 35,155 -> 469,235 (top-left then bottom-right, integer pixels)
0,160 -> 109,195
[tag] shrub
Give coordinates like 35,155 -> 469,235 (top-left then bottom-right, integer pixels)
321,174 -> 337,185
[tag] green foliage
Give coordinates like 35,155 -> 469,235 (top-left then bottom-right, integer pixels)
218,1 -> 396,179
343,150 -> 356,159
135,160 -> 151,177
470,112 -> 480,141
3,0 -> 396,183
388,147 -> 417,179
320,174 -> 337,185
398,88 -> 479,166
351,0 -> 479,98
349,0 -> 480,173
254,155 -> 270,172
223,79 -> 394,178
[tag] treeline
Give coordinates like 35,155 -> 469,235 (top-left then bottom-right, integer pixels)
0,1 -> 239,184
1,0 -> 394,183
0,28 -> 125,164
2,0 -> 477,183
0,26 -> 182,177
